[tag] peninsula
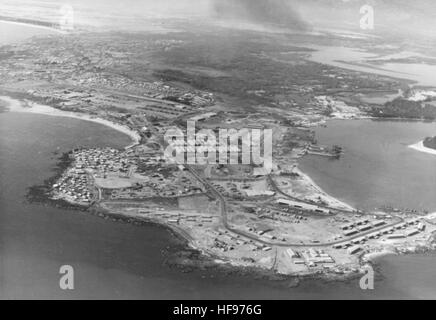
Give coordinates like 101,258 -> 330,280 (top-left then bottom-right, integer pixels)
1,21 -> 436,280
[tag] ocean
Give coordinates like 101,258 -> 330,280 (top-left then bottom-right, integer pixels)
300,119 -> 436,212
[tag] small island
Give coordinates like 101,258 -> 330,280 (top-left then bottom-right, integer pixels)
423,136 -> 436,150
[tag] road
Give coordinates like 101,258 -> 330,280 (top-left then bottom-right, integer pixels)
185,165 -> 403,248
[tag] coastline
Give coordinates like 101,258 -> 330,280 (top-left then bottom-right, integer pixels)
103,207 -> 363,282
363,249 -> 397,262
0,18 -> 66,34
1,94 -> 357,214
4,94 -> 433,282
409,140 -> 436,156
0,95 -> 141,149
293,167 -> 356,212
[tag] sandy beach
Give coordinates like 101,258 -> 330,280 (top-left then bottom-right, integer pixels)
0,96 -> 141,149
294,167 -> 356,212
409,141 -> 436,156
363,249 -> 397,262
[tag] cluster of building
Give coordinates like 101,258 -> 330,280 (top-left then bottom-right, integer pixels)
27,86 -> 202,121
73,148 -> 134,176
211,182 -> 244,199
406,89 -> 436,102
111,172 -> 204,199
139,210 -> 216,227
209,228 -> 275,253
314,95 -> 362,120
240,225 -> 287,243
340,218 -> 386,237
256,207 -> 307,224
287,248 -> 335,267
385,219 -> 426,239
137,81 -> 215,108
52,168 -> 92,204
213,229 -> 252,252
277,199 -> 331,215
52,147 -> 137,204
15,36 -> 216,124
333,218 -> 426,253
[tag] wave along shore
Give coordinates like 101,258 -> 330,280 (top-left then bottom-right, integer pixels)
0,96 -> 141,149
293,167 -> 356,212
409,141 -> 436,156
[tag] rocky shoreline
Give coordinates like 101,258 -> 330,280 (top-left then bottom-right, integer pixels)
26,151 -> 367,285
16,94 -> 436,285
26,151 -> 88,211
24,152 -> 436,288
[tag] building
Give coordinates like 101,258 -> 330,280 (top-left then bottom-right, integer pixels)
253,167 -> 270,177
387,233 -> 405,239
357,225 -> 372,232
405,229 -> 420,237
347,245 -> 362,255
371,220 -> 386,227
356,219 -> 370,225
245,190 -> 275,197
352,237 -> 366,244
343,229 -> 358,237
286,248 -> 299,258
276,199 -> 330,214
190,112 -> 217,122
341,223 -> 354,230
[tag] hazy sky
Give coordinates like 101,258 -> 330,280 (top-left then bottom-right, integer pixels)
1,0 -> 436,38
